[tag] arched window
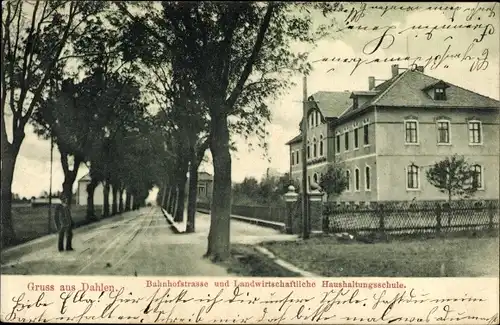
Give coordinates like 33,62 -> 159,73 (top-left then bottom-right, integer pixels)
307,144 -> 310,159
313,173 -> 318,184
313,137 -> 317,157
317,111 -> 321,126
319,135 -> 324,156
346,170 -> 351,191
407,164 -> 419,190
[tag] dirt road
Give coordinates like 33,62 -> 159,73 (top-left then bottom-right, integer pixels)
1,206 -> 296,276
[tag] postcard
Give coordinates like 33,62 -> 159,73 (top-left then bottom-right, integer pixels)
1,1 -> 499,324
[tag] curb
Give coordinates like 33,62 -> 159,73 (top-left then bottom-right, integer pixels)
254,246 -> 319,277
161,208 -> 185,234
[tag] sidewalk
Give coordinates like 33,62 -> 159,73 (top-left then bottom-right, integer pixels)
162,208 -> 298,245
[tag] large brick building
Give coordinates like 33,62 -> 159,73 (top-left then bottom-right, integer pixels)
286,64 -> 499,202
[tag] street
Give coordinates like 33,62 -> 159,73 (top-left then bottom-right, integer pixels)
1,206 -> 295,276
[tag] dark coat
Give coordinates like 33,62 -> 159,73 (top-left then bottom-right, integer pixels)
54,204 -> 73,230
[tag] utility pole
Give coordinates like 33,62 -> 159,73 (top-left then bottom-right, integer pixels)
301,75 -> 309,240
47,131 -> 54,233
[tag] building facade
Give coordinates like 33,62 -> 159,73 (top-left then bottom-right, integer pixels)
286,64 -> 500,202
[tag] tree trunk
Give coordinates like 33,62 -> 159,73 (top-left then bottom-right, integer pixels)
129,195 -> 134,211
60,152 -> 82,207
125,191 -> 131,212
119,188 -> 124,213
103,181 -> 110,218
187,149 -> 200,233
205,112 -> 231,261
86,179 -> 99,220
174,159 -> 189,222
112,185 -> 118,215
1,153 -> 16,247
160,181 -> 167,208
168,187 -> 175,214
174,184 -> 187,222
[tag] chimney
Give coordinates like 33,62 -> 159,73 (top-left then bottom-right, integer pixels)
368,76 -> 375,90
415,65 -> 424,73
391,64 -> 399,78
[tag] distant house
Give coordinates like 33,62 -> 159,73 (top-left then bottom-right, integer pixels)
196,171 -> 213,202
76,174 -> 104,206
31,197 -> 62,207
76,173 -> 129,206
286,64 -> 499,202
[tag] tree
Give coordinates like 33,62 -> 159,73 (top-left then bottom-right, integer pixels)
319,163 -> 349,201
426,154 -> 479,202
115,2 -> 340,260
1,0 -> 107,246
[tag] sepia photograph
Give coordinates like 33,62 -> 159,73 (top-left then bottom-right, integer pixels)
1,1 -> 499,324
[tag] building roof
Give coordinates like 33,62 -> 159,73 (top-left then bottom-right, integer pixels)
338,69 -> 499,122
310,91 -> 353,118
287,68 -> 499,144
78,173 -> 91,183
287,91 -> 352,145
285,134 -> 302,145
198,171 -> 213,181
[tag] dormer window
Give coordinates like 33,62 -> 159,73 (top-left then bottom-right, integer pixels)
353,97 -> 359,109
434,87 -> 446,100
423,80 -> 449,101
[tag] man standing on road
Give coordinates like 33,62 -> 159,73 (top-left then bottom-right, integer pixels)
54,194 -> 74,252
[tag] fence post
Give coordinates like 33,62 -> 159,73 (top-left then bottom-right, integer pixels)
283,186 -> 299,234
488,201 -> 494,231
308,189 -> 324,233
377,203 -> 385,234
435,202 -> 442,234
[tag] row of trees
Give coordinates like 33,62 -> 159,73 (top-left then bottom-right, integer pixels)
232,173 -> 299,206
1,1 -> 171,247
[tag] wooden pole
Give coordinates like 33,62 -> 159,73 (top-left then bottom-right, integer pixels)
301,75 -> 309,239
47,132 -> 54,233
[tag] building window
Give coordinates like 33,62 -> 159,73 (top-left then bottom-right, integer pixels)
468,121 -> 482,144
434,87 -> 446,100
365,166 -> 371,191
291,152 -> 294,166
344,132 -> 349,151
316,111 -> 320,126
308,175 -> 311,187
346,170 -> 351,191
296,151 -> 300,165
405,120 -> 418,144
354,128 -> 359,149
437,120 -> 450,144
319,135 -> 324,156
313,138 -> 317,158
336,135 -> 340,153
313,173 -> 318,184
307,145 -> 310,159
354,168 -> 360,191
363,124 -> 369,145
472,164 -> 483,189
407,164 -> 420,190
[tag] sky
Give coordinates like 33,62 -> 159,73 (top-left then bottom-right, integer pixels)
6,2 -> 499,201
